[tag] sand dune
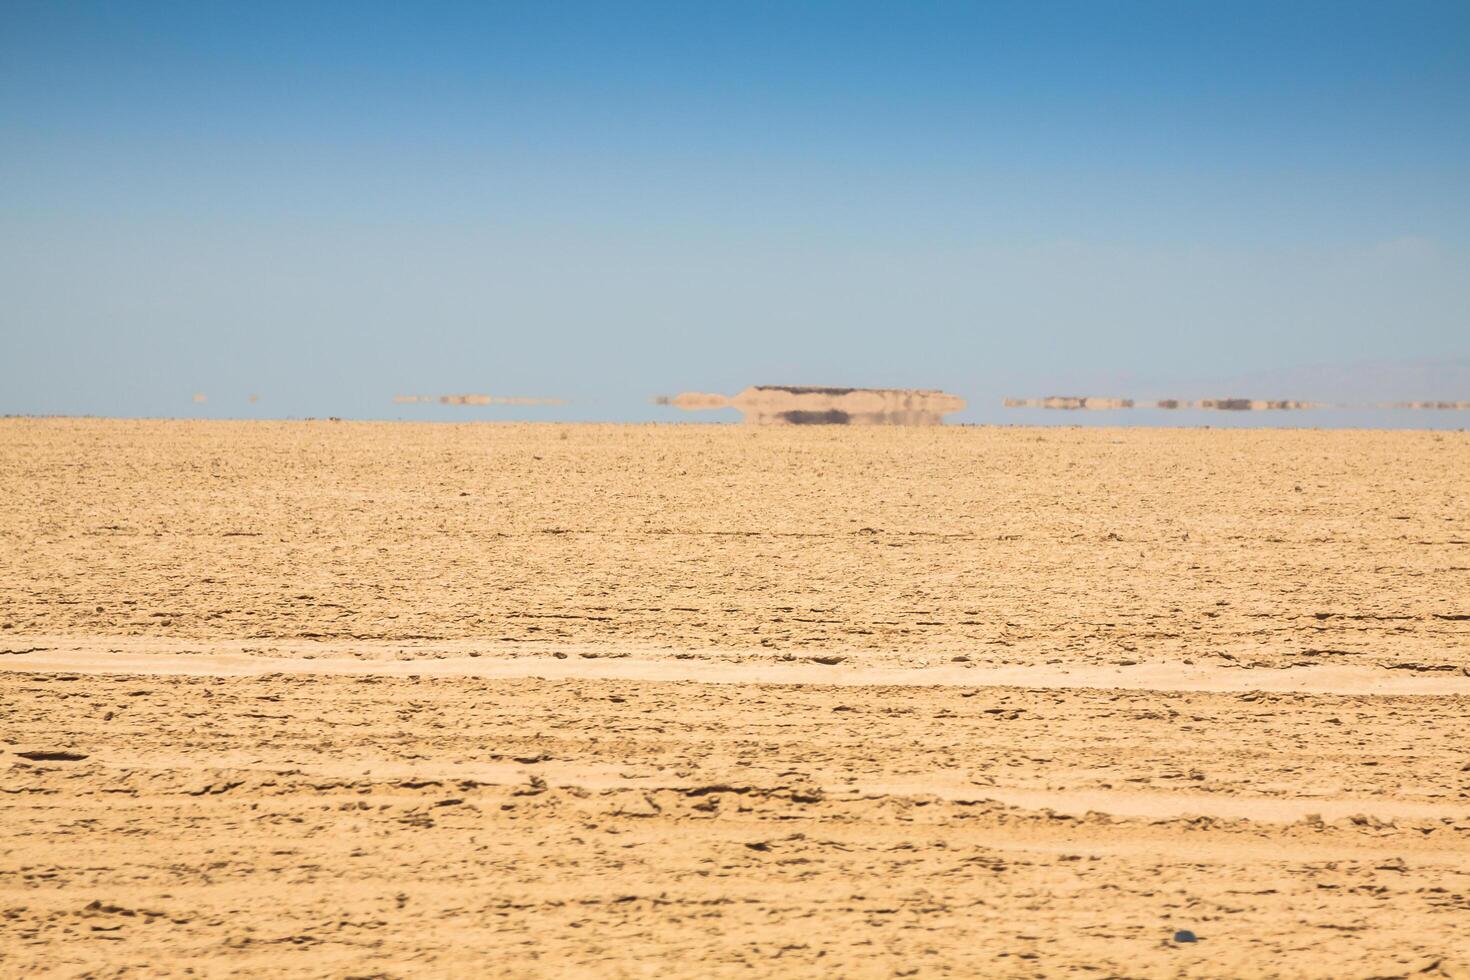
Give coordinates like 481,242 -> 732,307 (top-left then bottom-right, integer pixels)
2,419 -> 1467,977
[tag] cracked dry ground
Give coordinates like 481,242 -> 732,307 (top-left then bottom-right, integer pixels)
2,419 -> 1469,977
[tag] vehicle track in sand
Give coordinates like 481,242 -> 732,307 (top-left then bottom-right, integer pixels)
5,637 -> 1470,696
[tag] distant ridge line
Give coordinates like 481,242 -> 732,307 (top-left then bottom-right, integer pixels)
1004,397 -> 1469,411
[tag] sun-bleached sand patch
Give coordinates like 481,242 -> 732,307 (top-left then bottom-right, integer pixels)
6,636 -> 1470,696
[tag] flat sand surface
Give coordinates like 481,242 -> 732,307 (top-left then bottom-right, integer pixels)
2,419 -> 1468,977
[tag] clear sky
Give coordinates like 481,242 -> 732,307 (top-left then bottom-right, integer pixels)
2,1 -> 1467,423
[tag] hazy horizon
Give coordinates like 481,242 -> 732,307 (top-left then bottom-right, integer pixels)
3,1 -> 1467,427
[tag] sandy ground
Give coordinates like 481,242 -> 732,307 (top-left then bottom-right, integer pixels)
2,418 -> 1468,978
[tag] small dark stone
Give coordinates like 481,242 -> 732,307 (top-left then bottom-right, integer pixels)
1173,929 -> 1198,943
16,750 -> 88,762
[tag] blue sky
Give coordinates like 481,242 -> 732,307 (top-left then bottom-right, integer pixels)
2,1 -> 1467,423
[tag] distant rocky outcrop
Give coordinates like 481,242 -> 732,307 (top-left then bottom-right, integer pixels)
1004,396 -> 1134,410
1005,396 -> 1322,411
394,394 -> 565,406
659,386 -> 965,425
1380,401 -> 1470,410
1194,398 -> 1319,411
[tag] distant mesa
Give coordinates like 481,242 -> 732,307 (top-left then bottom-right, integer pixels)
657,391 -> 732,411
1004,396 -> 1134,410
1195,398 -> 1320,411
1007,396 -> 1469,411
1380,401 -> 1470,410
393,394 -> 566,407
657,386 -> 965,425
1005,396 -> 1322,411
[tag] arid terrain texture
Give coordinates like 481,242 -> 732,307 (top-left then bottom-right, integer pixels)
2,418 -> 1469,978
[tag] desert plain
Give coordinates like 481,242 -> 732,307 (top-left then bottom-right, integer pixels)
1,417 -> 1469,978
